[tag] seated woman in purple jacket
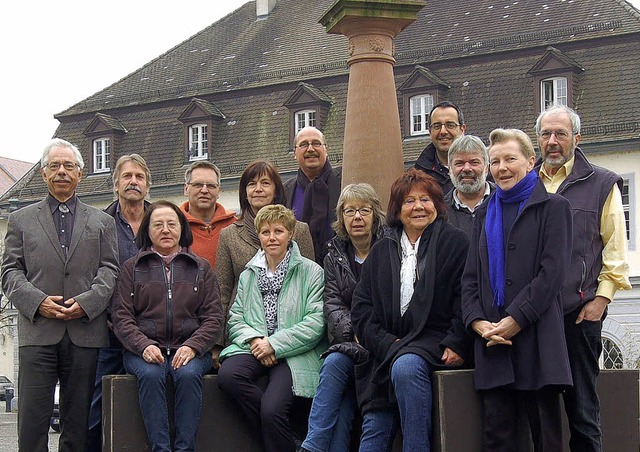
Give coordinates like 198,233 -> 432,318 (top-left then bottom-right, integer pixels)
112,201 -> 223,452
462,129 -> 573,451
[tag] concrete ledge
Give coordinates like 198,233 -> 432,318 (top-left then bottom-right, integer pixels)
103,369 -> 639,451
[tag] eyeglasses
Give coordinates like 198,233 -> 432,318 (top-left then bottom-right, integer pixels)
429,122 -> 461,132
343,207 -> 373,217
296,141 -> 325,150
45,161 -> 79,171
188,182 -> 220,190
539,130 -> 571,140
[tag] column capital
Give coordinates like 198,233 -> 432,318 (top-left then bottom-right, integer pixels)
319,0 -> 424,37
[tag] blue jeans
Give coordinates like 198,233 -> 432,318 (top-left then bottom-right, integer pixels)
123,351 -> 212,452
359,353 -> 432,452
563,306 -> 604,452
302,352 -> 357,452
86,331 -> 125,452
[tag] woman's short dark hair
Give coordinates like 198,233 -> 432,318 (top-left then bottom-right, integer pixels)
238,160 -> 285,215
136,201 -> 193,249
386,168 -> 448,228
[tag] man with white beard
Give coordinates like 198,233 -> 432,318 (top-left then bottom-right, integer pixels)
444,135 -> 494,237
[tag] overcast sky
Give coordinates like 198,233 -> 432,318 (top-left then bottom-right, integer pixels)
1,0 -> 639,164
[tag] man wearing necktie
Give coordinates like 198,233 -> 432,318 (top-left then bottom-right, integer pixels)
1,138 -> 119,451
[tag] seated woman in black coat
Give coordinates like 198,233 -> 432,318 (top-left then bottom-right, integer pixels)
351,168 -> 470,452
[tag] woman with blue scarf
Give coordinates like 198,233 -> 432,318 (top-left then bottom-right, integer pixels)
461,129 -> 573,451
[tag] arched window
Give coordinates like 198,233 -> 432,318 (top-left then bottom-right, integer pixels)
601,337 -> 624,369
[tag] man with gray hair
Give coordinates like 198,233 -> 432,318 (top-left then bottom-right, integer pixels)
2,138 -> 119,451
180,160 -> 236,267
445,135 -> 494,237
535,104 -> 630,451
86,154 -> 152,451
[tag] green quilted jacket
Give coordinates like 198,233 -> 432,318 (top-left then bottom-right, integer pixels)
219,242 -> 327,397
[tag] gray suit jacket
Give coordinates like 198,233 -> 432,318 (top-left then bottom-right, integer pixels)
1,197 -> 119,347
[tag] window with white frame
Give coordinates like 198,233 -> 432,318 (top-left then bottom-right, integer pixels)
295,110 -> 316,134
410,94 -> 434,136
189,124 -> 208,160
541,77 -> 567,110
621,175 -> 635,250
93,138 -> 111,173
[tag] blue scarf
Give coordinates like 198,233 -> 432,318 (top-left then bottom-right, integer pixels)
485,170 -> 538,307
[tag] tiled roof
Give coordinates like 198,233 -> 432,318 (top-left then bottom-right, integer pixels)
57,0 -> 640,115
0,157 -> 36,196
3,0 -> 639,208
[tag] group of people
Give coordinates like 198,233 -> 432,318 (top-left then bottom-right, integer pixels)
1,102 -> 629,452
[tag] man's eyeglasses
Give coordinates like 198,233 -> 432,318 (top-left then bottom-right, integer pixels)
296,141 -> 325,150
45,161 -> 79,171
343,207 -> 373,217
539,130 -> 571,141
429,122 -> 461,132
188,182 -> 220,190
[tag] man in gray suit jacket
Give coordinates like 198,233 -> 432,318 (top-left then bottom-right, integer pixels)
1,138 -> 119,452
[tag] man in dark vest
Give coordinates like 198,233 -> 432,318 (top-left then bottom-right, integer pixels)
415,101 -> 466,194
535,104 -> 631,452
284,126 -> 341,264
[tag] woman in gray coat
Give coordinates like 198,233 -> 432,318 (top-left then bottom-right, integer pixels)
462,129 -> 573,451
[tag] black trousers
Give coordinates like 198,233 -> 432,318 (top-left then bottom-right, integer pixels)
218,354 -> 295,452
480,387 -> 563,452
18,331 -> 98,452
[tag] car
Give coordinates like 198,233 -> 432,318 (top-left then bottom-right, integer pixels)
0,375 -> 14,401
50,383 -> 60,432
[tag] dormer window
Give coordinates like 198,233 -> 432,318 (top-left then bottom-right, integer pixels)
541,77 -> 568,110
284,82 -> 332,145
410,94 -> 434,136
93,138 -> 111,173
83,113 -> 126,174
179,98 -> 225,162
398,66 -> 450,138
295,109 -> 317,134
529,47 -> 584,114
189,124 -> 208,161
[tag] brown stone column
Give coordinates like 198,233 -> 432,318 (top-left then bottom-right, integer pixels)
320,0 -> 424,208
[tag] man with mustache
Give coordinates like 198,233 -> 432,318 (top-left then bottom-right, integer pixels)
535,105 -> 630,452
2,139 -> 118,451
86,154 -> 152,451
445,135 -> 494,238
180,160 -> 236,267
284,126 -> 341,264
415,101 -> 467,195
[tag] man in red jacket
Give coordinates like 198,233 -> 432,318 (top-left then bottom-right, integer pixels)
180,161 -> 236,267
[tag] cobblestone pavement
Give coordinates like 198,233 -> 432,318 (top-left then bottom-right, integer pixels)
0,412 -> 59,451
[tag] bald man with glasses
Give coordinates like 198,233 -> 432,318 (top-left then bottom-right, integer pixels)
284,126 -> 341,265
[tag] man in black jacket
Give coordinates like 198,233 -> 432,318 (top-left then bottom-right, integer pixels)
415,101 -> 466,194
86,154 -> 152,452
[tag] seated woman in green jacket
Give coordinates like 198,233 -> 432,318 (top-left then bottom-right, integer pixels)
218,205 -> 326,452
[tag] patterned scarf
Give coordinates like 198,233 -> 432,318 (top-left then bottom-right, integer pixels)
485,170 -> 537,307
257,248 -> 292,335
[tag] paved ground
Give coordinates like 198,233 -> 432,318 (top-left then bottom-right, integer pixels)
0,412 -> 59,451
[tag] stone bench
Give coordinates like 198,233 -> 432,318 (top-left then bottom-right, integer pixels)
102,369 -> 639,451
